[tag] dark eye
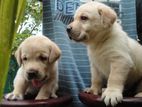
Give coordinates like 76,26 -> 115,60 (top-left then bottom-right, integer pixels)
23,57 -> 27,61
39,56 -> 47,61
80,16 -> 88,20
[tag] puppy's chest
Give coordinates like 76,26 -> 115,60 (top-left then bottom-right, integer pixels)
88,48 -> 111,77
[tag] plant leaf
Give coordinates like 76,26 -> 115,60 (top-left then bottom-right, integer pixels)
0,0 -> 26,101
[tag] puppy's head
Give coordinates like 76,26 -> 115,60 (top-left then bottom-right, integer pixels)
67,1 -> 117,43
15,35 -> 61,81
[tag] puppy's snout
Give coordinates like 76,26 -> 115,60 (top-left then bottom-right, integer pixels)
66,25 -> 73,40
27,69 -> 38,80
66,25 -> 72,33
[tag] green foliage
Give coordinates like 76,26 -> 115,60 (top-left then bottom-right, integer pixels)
12,34 -> 30,55
4,56 -> 18,93
12,0 -> 42,54
18,0 -> 42,34
11,0 -> 42,54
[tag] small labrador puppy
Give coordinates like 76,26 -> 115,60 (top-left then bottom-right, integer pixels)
67,1 -> 142,106
5,35 -> 61,100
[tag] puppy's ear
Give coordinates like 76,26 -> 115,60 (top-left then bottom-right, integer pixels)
98,5 -> 117,28
49,44 -> 61,63
15,47 -> 22,66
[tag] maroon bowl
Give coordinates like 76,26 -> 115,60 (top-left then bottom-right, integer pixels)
79,92 -> 142,107
0,94 -> 72,107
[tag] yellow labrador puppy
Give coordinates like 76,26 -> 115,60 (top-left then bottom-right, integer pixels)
67,1 -> 142,106
5,35 -> 61,100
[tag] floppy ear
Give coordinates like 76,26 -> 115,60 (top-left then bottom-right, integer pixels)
49,44 -> 61,63
15,47 -> 22,66
98,5 -> 117,28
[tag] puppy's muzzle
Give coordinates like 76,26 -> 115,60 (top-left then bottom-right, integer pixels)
66,26 -> 72,33
27,69 -> 38,80
66,26 -> 72,39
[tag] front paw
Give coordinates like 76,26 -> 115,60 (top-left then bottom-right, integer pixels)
135,92 -> 142,97
101,88 -> 123,106
35,93 -> 58,100
4,92 -> 24,100
35,95 -> 49,100
84,87 -> 100,95
51,92 -> 58,98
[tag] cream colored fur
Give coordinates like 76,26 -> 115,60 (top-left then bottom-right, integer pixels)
5,35 -> 61,100
67,1 -> 142,106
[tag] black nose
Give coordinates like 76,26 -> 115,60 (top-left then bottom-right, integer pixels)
66,26 -> 72,33
27,70 -> 38,80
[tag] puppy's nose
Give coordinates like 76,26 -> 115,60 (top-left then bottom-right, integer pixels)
27,70 -> 38,80
66,26 -> 72,33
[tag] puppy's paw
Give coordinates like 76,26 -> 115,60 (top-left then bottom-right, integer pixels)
35,95 -> 49,100
101,88 -> 123,106
4,92 -> 24,100
51,93 -> 58,98
35,93 -> 58,100
84,87 -> 100,95
135,92 -> 142,97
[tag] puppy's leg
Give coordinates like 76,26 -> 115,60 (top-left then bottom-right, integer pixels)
84,64 -> 102,95
35,80 -> 58,100
51,83 -> 58,98
5,68 -> 29,100
102,58 -> 133,106
5,78 -> 28,100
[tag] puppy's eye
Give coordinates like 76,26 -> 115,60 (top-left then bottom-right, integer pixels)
80,16 -> 88,20
39,56 -> 47,61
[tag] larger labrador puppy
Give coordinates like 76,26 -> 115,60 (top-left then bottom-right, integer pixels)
67,1 -> 142,106
5,35 -> 61,100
